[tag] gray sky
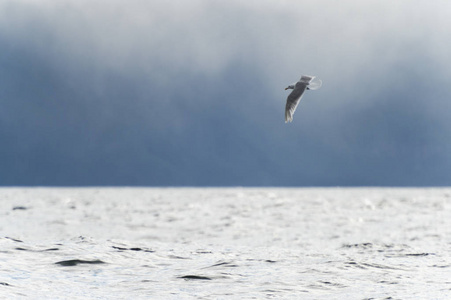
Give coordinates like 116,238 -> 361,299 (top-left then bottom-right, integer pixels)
1,0 -> 451,186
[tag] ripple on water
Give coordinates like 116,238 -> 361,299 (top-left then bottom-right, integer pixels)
0,188 -> 450,299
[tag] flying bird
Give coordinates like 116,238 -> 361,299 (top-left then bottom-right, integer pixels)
284,75 -> 322,123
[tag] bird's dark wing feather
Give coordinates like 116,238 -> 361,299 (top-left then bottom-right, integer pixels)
285,84 -> 307,122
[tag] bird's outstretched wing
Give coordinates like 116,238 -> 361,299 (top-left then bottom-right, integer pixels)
285,85 -> 307,123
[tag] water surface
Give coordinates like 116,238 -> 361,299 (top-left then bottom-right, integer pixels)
1,188 -> 450,299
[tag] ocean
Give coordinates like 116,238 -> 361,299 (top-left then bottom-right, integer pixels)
1,188 -> 450,299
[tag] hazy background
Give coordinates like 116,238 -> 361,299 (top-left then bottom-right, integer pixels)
1,0 -> 451,186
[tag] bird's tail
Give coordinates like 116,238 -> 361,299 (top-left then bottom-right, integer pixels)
307,79 -> 322,90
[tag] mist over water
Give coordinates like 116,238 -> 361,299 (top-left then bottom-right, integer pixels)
1,188 -> 450,299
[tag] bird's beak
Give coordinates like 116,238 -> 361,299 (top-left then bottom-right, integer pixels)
284,88 -> 288,90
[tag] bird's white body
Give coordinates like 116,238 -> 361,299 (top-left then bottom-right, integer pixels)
284,75 -> 322,123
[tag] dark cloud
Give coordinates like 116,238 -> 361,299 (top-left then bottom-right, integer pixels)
1,1 -> 451,186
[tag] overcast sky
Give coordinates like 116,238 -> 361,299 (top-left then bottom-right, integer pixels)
1,0 -> 451,186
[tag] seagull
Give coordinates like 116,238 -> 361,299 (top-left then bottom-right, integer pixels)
284,75 -> 322,123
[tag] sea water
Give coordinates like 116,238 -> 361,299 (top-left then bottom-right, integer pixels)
1,188 -> 450,299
